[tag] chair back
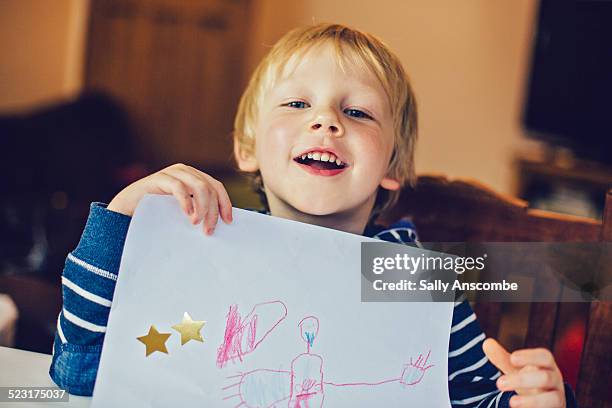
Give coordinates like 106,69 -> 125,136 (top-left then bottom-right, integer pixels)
380,175 -> 611,407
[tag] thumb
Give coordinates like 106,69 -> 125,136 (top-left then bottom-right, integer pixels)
482,338 -> 516,375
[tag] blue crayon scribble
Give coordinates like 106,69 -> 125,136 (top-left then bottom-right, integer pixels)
305,332 -> 315,348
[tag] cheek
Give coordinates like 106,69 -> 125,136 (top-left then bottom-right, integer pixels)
257,115 -> 300,156
351,127 -> 394,173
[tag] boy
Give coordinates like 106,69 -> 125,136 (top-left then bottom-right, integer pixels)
50,24 -> 574,407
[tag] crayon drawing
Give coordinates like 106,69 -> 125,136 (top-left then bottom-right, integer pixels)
221,302 -> 433,408
91,199 -> 454,407
217,301 -> 288,368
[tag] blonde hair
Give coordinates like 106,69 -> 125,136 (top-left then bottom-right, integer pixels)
234,23 -> 418,214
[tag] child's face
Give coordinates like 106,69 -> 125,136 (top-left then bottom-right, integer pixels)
238,43 -> 399,220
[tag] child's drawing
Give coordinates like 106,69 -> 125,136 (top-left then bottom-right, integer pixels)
288,317 -> 324,407
217,301 -> 288,368
221,302 -> 433,407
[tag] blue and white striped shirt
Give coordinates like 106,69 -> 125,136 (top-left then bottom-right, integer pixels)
49,203 -> 575,407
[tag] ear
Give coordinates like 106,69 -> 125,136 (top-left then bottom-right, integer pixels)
380,176 -> 400,191
234,138 -> 259,172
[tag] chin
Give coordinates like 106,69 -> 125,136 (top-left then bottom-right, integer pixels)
291,198 -> 345,217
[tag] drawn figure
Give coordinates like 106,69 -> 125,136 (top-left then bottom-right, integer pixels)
400,351 -> 433,386
217,301 -> 288,368
222,306 -> 434,407
289,317 -> 324,407
299,317 -> 319,354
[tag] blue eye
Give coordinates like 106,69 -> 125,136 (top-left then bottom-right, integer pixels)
284,101 -> 309,109
344,108 -> 373,120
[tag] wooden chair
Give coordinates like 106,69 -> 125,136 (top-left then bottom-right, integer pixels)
380,174 -> 611,408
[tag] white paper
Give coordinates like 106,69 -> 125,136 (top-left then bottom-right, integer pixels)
91,195 -> 453,407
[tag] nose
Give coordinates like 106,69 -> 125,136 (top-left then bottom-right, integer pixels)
309,109 -> 344,137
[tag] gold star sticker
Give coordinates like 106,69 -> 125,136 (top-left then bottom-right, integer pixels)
137,325 -> 172,356
171,312 -> 206,345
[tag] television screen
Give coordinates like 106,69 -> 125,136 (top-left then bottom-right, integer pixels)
523,0 -> 612,163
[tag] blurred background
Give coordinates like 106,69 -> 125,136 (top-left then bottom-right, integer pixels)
1,0 -> 611,392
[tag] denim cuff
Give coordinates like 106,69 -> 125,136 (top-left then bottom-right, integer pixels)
49,334 -> 101,396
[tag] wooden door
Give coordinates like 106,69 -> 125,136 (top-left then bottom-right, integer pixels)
85,0 -> 252,170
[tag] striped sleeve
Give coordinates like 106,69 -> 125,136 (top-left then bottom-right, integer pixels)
49,202 -> 131,395
448,294 -> 514,407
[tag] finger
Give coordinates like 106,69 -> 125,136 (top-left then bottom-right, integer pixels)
176,166 -> 232,224
203,190 -> 219,235
194,186 -> 212,227
160,164 -> 228,231
204,175 -> 233,224
483,338 -> 516,375
498,367 -> 558,392
509,390 -> 565,408
154,173 -> 193,216
163,167 -> 210,225
511,348 -> 556,370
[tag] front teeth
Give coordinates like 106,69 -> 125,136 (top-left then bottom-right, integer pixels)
300,151 -> 344,166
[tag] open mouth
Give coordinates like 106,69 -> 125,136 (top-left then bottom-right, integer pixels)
293,150 -> 348,177
293,151 -> 347,172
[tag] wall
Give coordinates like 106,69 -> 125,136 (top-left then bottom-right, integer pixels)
246,0 -> 539,195
0,0 -> 538,195
0,0 -> 89,113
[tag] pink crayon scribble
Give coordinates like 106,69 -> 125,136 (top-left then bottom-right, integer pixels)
289,317 -> 324,407
223,351 -> 434,407
323,378 -> 399,387
221,306 -> 434,406
400,350 -> 434,386
321,350 -> 433,389
216,301 -> 287,368
289,353 -> 324,408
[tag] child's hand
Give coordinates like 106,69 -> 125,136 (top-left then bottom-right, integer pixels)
483,338 -> 566,408
107,163 -> 232,234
